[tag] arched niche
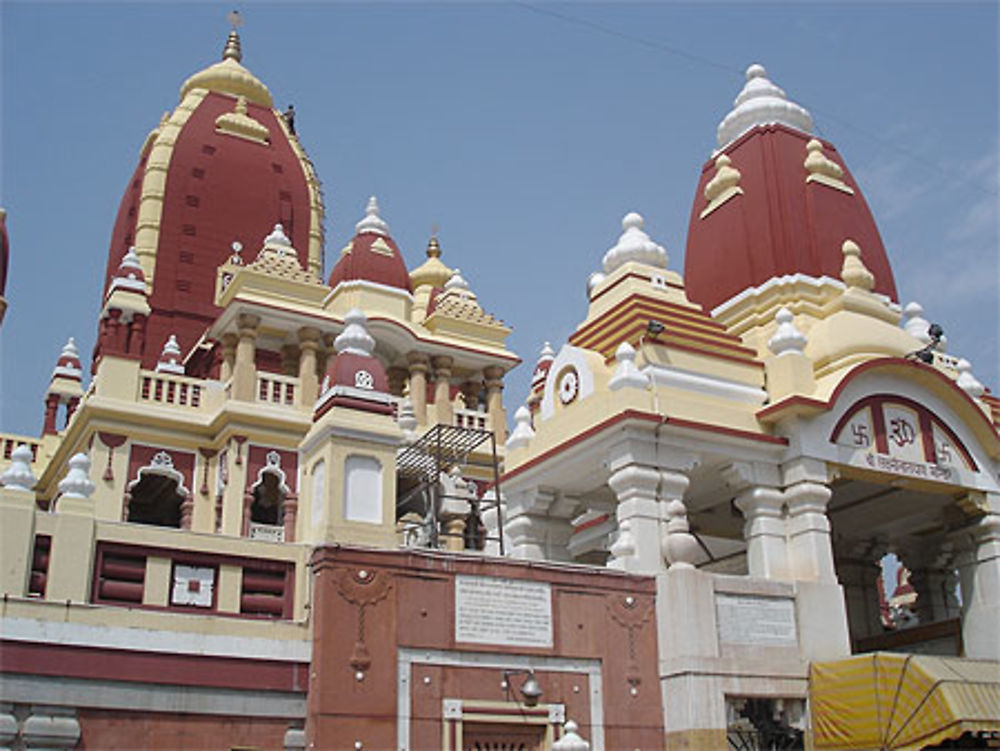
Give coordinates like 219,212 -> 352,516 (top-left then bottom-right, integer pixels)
125,451 -> 191,528
245,450 -> 295,541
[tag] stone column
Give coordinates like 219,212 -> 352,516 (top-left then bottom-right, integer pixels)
407,352 -> 430,425
734,486 -> 788,579
65,397 -> 80,426
179,492 -> 194,530
129,312 -> 148,357
283,492 -> 299,543
297,327 -> 321,410
483,365 -> 507,443
42,393 -> 60,436
232,313 -> 260,401
607,465 -> 665,574
219,333 -> 238,383
387,367 -> 409,398
432,355 -> 454,426
784,481 -> 836,582
955,511 -> 1000,659
504,488 -> 575,561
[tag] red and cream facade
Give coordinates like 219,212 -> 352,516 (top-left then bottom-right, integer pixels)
1,32 -> 998,751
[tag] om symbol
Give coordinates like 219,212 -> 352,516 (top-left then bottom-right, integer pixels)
889,418 -> 916,448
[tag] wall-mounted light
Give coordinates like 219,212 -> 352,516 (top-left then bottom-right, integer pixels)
502,668 -> 543,707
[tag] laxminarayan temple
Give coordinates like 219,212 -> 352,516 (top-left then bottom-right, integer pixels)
1,25 -> 998,751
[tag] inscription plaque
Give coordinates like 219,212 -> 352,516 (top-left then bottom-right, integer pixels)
715,594 -> 797,647
455,575 -> 553,648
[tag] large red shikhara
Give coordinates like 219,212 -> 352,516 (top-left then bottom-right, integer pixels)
100,90 -> 314,369
683,123 -> 898,313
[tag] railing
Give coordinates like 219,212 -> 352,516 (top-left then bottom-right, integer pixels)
138,372 -> 204,409
256,373 -> 297,407
1,434 -> 41,462
454,406 -> 489,431
248,522 -> 285,543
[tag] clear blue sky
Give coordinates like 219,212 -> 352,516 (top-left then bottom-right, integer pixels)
2,2 -> 997,437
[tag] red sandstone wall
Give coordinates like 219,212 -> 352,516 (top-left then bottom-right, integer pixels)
308,546 -> 665,749
78,710 -> 289,750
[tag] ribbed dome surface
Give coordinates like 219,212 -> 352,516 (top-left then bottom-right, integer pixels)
101,89 -> 316,367
328,232 -> 413,294
683,123 -> 897,312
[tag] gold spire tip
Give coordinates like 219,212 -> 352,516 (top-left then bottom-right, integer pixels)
223,10 -> 243,62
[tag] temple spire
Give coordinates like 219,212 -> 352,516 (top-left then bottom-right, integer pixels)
223,10 -> 244,62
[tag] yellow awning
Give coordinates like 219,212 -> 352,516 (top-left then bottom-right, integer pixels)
811,652 -> 1000,750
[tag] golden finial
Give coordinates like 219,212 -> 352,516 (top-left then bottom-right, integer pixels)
427,223 -> 441,258
223,10 -> 243,62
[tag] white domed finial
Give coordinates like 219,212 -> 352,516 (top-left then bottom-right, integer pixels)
608,341 -> 650,390
355,195 -> 391,236
264,223 -> 292,248
505,406 -> 536,451
61,338 -> 79,361
552,720 -> 590,750
52,337 -> 83,381
120,247 -> 143,276
156,334 -> 185,374
662,499 -> 700,569
602,212 -> 668,274
1,444 -> 37,492
539,342 -> 555,361
901,302 -> 932,344
444,268 -> 470,292
335,309 -> 376,356
956,359 -> 985,399
58,453 -> 95,500
586,271 -> 607,300
768,307 -> 808,356
716,63 -> 814,148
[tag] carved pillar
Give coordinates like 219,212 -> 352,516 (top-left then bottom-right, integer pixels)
387,367 -> 408,397
232,313 -> 260,401
955,511 -> 1000,659
242,489 -> 254,537
504,488 -> 575,561
407,352 -> 429,425
106,308 -> 125,354
129,312 -> 148,357
607,465 -> 665,574
735,486 -> 788,579
180,492 -> 194,530
42,394 -> 61,435
219,333 -> 238,383
432,356 -> 454,426
443,517 -> 467,552
785,481 -> 836,582
297,327 -> 321,409
283,492 -> 299,542
483,365 -> 507,443
65,397 -> 80,427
